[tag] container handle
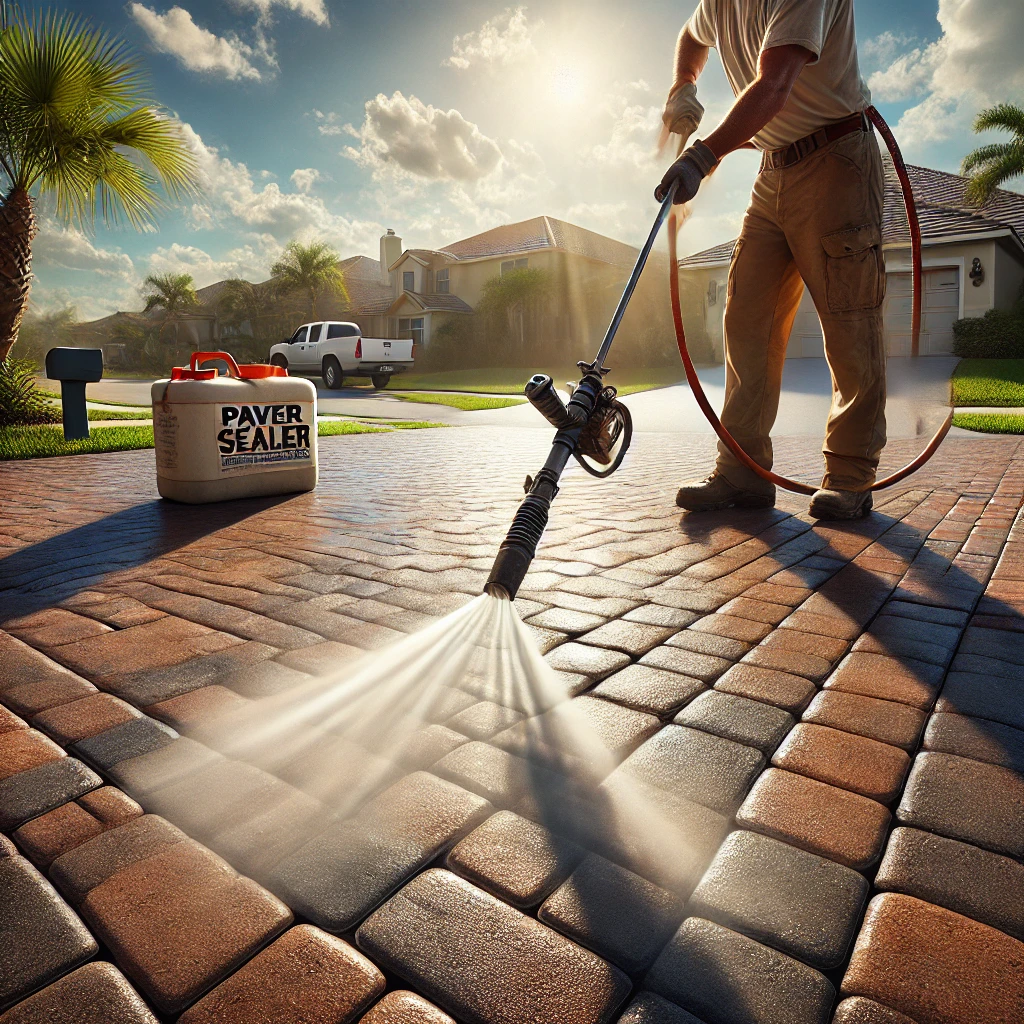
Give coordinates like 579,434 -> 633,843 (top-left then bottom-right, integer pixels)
190,351 -> 242,377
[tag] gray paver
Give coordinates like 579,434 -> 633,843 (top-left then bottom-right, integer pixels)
673,691 -> 794,755
615,992 -> 706,1023
0,758 -> 102,830
72,717 -> 178,770
593,665 -> 705,718
922,712 -> 1024,774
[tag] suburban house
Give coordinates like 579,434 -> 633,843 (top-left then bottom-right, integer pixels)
677,161 -> 1024,361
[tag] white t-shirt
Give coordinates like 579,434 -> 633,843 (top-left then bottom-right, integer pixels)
687,0 -> 871,150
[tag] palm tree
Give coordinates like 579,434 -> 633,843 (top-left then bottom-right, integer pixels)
0,11 -> 198,362
142,272 -> 198,345
218,278 -> 275,339
270,240 -> 348,320
962,103 -> 1024,204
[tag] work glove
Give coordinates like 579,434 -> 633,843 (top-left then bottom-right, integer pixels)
662,82 -> 705,141
655,140 -> 718,205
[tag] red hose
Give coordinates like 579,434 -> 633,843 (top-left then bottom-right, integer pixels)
668,105 -> 952,494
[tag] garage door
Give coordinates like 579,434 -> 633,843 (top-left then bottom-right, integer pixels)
788,289 -> 825,358
883,267 -> 960,356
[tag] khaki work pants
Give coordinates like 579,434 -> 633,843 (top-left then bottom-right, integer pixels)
717,128 -> 887,491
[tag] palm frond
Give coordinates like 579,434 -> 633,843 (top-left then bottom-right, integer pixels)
961,142 -> 1015,174
973,103 -> 1024,139
964,143 -> 1024,204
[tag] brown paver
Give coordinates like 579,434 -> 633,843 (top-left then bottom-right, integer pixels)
922,710 -> 1024,773
713,664 -> 816,714
358,991 -> 456,1024
77,786 -> 143,827
356,868 -> 632,1024
772,723 -> 910,803
592,665 -> 705,717
0,729 -> 64,780
0,855 -> 98,1012
842,893 -> 1024,1024
737,768 -> 890,870
31,693 -> 142,746
145,685 -> 251,734
0,962 -> 157,1024
0,706 -> 26,733
80,840 -> 293,1013
832,997 -> 919,1024
178,925 -> 384,1024
446,810 -> 583,909
1,676 -> 100,716
802,691 -> 926,751
824,653 -> 945,710
12,801 -> 105,868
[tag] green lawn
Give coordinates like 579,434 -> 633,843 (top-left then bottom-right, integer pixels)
952,412 -> 1024,435
1,419 -> 444,460
87,407 -> 152,421
391,392 -> 526,411
951,359 -> 1024,407
393,366 -> 686,396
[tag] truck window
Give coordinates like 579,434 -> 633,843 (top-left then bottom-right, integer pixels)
326,323 -> 359,339
290,326 -> 308,344
307,323 -> 323,343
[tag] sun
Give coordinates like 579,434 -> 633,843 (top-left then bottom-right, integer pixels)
551,62 -> 584,104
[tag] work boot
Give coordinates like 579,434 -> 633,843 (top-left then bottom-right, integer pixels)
809,487 -> 873,520
676,472 -> 775,512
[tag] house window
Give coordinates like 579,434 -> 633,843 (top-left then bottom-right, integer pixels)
436,268 -> 450,294
500,257 -> 528,276
403,271 -> 415,292
399,317 -> 425,346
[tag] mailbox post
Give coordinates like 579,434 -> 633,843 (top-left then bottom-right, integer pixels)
45,348 -> 103,440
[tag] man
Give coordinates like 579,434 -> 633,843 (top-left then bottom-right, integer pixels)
657,0 -> 886,520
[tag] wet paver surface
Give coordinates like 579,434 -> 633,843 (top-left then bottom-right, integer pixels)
1,426 -> 1023,1023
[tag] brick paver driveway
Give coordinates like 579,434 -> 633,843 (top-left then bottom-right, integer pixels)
1,426 -> 1023,1024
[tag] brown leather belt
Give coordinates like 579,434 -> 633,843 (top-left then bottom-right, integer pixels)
761,110 -> 871,171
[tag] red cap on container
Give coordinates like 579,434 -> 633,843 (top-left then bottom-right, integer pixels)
170,352 -> 288,380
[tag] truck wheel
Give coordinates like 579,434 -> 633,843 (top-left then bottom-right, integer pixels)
371,374 -> 391,390
271,354 -> 288,370
322,356 -> 344,390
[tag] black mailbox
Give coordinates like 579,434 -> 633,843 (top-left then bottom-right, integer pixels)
45,347 -> 103,440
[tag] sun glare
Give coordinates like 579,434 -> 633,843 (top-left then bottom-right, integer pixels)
551,62 -> 585,104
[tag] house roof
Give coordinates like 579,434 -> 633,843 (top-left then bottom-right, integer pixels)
386,292 -> 474,316
678,161 -> 1024,269
435,215 -> 640,270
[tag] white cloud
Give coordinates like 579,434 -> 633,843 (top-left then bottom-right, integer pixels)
310,109 -> 343,136
128,5 -> 262,81
592,84 -> 662,171
33,224 -> 136,281
859,31 -> 917,76
146,241 -> 277,288
290,168 -> 321,193
868,0 -> 1024,147
181,123 -> 382,250
444,6 -> 538,70
231,0 -> 328,26
343,91 -> 503,182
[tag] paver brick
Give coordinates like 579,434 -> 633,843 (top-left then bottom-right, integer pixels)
686,829 -> 868,969
13,801 -> 105,869
0,706 -> 26,733
107,736 -> 223,797
80,840 -> 293,1014
446,701 -> 524,739
1,676 -> 100,717
446,810 -> 583,909
875,826 -> 1024,942
673,690 -> 793,755
831,997 -> 919,1024
0,758 -> 101,830
664,629 -> 749,663
270,771 -> 491,933
356,868 -> 632,1024
0,962 -> 157,1024
76,786 -> 142,827
0,634 -> 89,689
579,621 -> 677,657
617,725 -> 764,814
690,614 -> 772,645
31,693 -> 142,746
922,711 -> 1024,774
545,643 -> 630,680
713,664 -> 816,714
50,814 -> 189,906
897,751 -> 1024,858
73,717 -> 178,771
646,917 -> 834,1024
394,724 -> 468,769
759,628 -> 849,662
538,853 -> 685,973
614,992 -> 705,1024
719,597 -> 792,625
740,645 -> 834,682
772,724 -> 910,803
177,925 -> 384,1024
736,768 -> 890,870
959,624 -> 1024,665
842,893 -> 1024,1024
0,855 -> 98,1012
623,605 -> 700,629
824,653 -> 945,710
0,729 -> 64,780
593,665 -> 705,718
144,685 -> 251,734
934,671 -> 1024,732
802,691 -> 926,752
639,647 -> 731,683
359,991 -> 456,1024
432,741 -> 533,806
526,607 -> 608,635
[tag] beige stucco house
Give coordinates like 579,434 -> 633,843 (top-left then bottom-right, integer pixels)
678,162 -> 1024,361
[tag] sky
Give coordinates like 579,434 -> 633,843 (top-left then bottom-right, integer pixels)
29,0 -> 1024,322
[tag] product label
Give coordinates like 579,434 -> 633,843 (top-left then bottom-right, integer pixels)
154,406 -> 179,470
216,402 -> 313,472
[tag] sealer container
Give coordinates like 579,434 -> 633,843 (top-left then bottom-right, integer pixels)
152,351 -> 318,504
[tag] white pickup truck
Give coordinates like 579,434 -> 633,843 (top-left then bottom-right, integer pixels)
269,321 -> 415,390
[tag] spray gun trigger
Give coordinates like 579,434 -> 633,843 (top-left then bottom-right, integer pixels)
524,474 -> 534,494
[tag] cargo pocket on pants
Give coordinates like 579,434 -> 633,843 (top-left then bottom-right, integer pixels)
821,224 -> 884,313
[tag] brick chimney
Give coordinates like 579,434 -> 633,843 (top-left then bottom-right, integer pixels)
380,229 -> 402,285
